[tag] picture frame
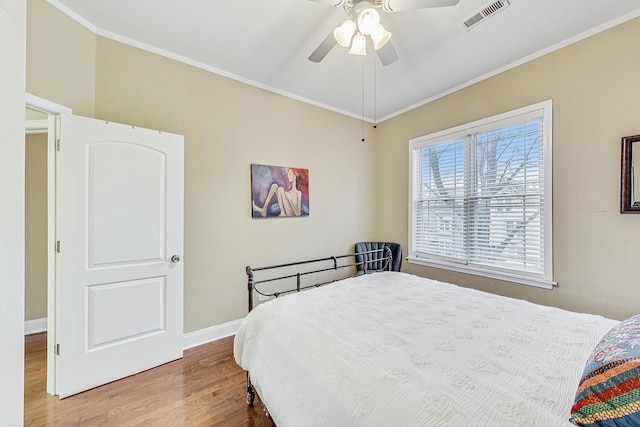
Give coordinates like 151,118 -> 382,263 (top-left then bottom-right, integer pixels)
621,134 -> 640,214
251,164 -> 309,218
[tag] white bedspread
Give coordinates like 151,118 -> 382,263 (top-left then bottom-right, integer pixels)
234,272 -> 616,426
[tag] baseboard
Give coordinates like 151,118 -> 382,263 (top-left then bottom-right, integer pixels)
25,317 -> 245,351
25,318 -> 47,335
182,318 -> 244,350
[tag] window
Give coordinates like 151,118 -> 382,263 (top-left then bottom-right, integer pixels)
408,100 -> 554,289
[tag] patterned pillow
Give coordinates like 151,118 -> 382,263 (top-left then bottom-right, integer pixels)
570,314 -> 640,426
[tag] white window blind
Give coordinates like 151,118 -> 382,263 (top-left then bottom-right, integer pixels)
409,101 -> 554,288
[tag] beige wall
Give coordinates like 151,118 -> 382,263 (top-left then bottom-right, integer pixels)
26,0 -> 94,324
26,0 -> 374,333
27,0 -> 95,116
26,0 -> 640,334
93,39 -> 375,332
25,133 -> 48,320
375,17 -> 640,321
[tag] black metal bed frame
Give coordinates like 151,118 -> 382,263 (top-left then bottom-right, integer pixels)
243,246 -> 393,408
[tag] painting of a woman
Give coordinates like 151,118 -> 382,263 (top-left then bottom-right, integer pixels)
251,164 -> 309,218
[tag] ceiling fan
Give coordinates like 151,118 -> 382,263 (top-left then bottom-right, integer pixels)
308,0 -> 460,66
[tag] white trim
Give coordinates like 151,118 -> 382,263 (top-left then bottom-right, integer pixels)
24,317 -> 245,350
407,257 -> 556,290
25,318 -> 48,335
26,119 -> 48,134
46,115 -> 57,396
182,319 -> 244,350
542,100 -> 554,283
25,93 -> 72,115
96,28 -> 370,122
106,28 -> 371,122
46,1 -> 639,122
377,9 -> 640,122
408,100 -> 554,289
409,100 -> 551,145
45,0 -> 97,33
44,1 -> 370,123
25,93 -> 72,396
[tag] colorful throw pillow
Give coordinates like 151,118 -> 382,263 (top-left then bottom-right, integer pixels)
570,314 -> 640,426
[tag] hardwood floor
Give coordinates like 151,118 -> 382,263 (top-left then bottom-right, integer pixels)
24,333 -> 276,426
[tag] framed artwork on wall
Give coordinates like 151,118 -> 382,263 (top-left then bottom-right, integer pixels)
621,134 -> 640,213
251,164 -> 309,218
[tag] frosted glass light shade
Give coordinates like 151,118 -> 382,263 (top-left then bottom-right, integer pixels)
334,20 -> 356,47
371,23 -> 392,50
357,8 -> 380,35
349,33 -> 367,55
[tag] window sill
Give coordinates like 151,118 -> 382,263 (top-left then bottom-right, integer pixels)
407,256 -> 557,290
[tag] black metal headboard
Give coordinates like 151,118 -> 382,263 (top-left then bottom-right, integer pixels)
245,246 -> 392,312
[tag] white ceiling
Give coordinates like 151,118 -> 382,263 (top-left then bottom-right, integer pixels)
49,0 -> 640,121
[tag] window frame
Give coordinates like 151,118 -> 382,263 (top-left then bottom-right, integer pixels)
407,100 -> 555,289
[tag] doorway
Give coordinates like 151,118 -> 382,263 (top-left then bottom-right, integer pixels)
25,107 -> 48,335
24,94 -> 71,397
24,115 -> 51,424
24,93 -> 185,399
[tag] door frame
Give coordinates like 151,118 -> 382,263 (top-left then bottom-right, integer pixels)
25,93 -> 72,395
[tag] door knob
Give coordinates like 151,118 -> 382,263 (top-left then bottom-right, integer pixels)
171,255 -> 181,263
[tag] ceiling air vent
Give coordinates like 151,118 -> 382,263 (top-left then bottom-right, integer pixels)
461,0 -> 510,30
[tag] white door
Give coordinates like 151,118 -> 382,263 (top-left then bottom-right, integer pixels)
54,114 -> 184,398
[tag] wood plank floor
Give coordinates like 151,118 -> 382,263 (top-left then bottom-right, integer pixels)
24,333 -> 276,426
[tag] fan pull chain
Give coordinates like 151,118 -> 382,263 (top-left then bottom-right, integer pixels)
361,56 -> 366,142
373,52 -> 377,129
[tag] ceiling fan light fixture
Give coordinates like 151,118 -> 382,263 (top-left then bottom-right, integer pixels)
357,8 -> 380,35
371,23 -> 391,50
334,19 -> 356,47
349,32 -> 367,55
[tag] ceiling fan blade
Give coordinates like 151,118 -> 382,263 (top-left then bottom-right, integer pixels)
309,31 -> 337,63
376,41 -> 399,66
383,0 -> 460,12
306,0 -> 347,6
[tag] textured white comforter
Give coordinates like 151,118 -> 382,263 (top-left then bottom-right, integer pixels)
234,272 -> 616,426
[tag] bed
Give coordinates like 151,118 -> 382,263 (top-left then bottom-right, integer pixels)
233,248 -> 639,426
